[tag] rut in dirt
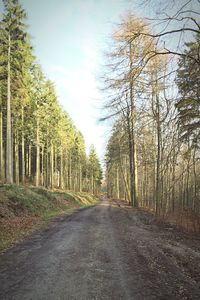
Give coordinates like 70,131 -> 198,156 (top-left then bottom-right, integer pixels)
0,197 -> 200,300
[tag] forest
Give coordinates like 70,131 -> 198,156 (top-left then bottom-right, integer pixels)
0,0 -> 200,233
0,0 -> 102,194
0,1 -> 200,298
103,2 -> 200,231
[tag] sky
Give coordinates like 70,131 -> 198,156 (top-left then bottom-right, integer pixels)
4,0 -> 147,160
0,0 -> 199,161
12,0 -> 132,160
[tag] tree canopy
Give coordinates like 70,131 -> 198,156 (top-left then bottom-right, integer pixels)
0,0 -> 102,194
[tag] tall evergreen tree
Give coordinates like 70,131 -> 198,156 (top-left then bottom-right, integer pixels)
0,0 -> 33,183
0,0 -> 102,195
176,33 -> 200,145
88,145 -> 102,194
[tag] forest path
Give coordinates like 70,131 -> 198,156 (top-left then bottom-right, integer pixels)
0,197 -> 200,300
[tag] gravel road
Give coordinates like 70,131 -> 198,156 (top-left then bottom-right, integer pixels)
0,197 -> 200,300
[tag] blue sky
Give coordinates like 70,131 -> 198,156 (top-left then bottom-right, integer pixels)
20,0 -> 139,160
13,0 -> 150,160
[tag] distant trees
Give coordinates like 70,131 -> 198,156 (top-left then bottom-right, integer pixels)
104,9 -> 200,231
88,145 -> 103,194
0,0 -> 102,194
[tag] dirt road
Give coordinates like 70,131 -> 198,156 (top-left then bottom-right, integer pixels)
0,198 -> 200,300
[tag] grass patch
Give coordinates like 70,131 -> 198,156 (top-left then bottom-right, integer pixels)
0,185 -> 98,253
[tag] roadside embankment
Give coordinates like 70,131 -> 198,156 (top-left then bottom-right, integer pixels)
0,184 -> 98,252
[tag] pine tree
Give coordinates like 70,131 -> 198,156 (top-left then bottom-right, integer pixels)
88,145 -> 102,194
176,32 -> 200,145
0,0 -> 33,183
0,0 -> 102,196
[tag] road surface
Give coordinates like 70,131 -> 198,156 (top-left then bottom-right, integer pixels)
0,198 -> 200,299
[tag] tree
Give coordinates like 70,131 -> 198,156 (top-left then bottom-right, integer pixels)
104,7 -> 200,230
176,32 -> 200,144
88,145 -> 102,194
102,13 -> 155,207
0,0 -> 33,183
0,0 -> 102,196
105,119 -> 130,201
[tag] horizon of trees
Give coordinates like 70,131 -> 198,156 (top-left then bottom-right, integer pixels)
0,0 -> 102,194
103,1 -> 200,232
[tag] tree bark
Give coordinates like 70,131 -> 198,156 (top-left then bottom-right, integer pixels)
50,143 -> 54,189
46,140 -> 49,188
116,165 -> 120,199
41,144 -> 44,186
14,131 -> 19,185
79,162 -> 82,192
69,152 -> 72,190
60,148 -> 63,189
0,110 -> 5,181
128,41 -> 138,207
6,33 -> 13,184
28,144 -> 31,178
21,107 -> 25,184
35,117 -> 40,187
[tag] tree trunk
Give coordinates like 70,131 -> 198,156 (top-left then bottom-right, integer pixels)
6,33 -> 13,184
46,140 -> 49,188
54,147 -> 58,187
153,84 -> 161,216
134,143 -> 138,206
69,152 -> 72,190
79,162 -> 82,192
128,41 -> 138,207
28,144 -> 31,178
14,131 -> 19,185
50,144 -> 54,189
122,155 -> 130,203
21,107 -> 25,184
64,153 -> 68,190
92,173 -> 94,194
60,148 -> 63,189
41,144 -> 44,186
127,112 -> 134,206
171,141 -> 176,213
35,118 -> 40,187
116,165 -> 120,199
0,110 -> 5,181
155,117 -> 161,216
192,149 -> 197,211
